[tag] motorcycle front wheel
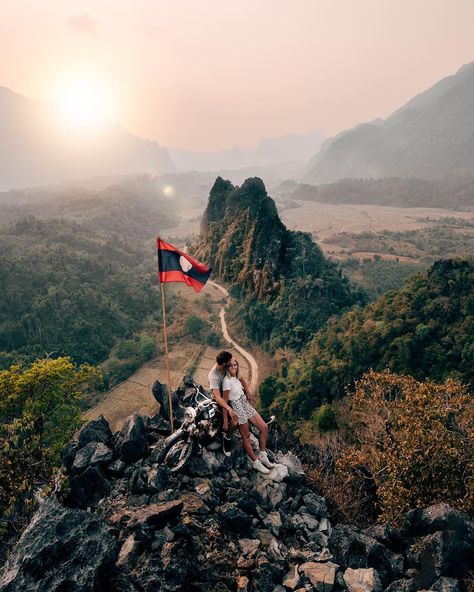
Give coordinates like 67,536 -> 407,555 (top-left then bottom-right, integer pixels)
159,435 -> 193,472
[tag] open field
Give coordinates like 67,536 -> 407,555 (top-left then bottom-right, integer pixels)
160,199 -> 474,253
280,201 -> 474,254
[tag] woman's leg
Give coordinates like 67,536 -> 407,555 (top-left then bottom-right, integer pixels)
248,412 -> 268,452
238,422 -> 257,461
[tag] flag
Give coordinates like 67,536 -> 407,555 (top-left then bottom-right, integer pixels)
157,238 -> 211,293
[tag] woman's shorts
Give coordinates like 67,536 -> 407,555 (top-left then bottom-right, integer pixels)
230,394 -> 257,425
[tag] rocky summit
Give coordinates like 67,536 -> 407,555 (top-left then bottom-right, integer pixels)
1,413 -> 473,592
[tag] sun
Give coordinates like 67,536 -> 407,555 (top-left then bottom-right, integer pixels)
54,78 -> 112,131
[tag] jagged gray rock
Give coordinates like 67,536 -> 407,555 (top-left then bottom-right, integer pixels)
114,413 -> 148,463
68,464 -> 110,508
431,576 -> 461,592
72,441 -> 113,472
78,415 -> 113,447
3,412 -> 474,592
343,567 -> 383,592
0,497 -> 117,592
328,524 -> 404,586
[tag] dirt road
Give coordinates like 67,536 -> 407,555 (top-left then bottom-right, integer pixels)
85,280 -> 258,432
208,280 -> 259,393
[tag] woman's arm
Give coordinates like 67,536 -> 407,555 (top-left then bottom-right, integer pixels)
213,389 -> 238,422
239,377 -> 252,403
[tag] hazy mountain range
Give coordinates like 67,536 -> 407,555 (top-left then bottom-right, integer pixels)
0,85 -> 324,192
168,130 -> 325,174
0,86 -> 175,192
3,59 -> 474,193
304,61 -> 474,183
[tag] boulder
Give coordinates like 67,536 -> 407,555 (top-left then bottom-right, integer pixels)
78,415 -> 113,447
145,413 -> 171,439
239,538 -> 260,557
116,534 -> 140,568
329,524 -> 404,586
261,464 -> 289,483
188,448 -> 224,476
383,579 -> 417,592
299,561 -> 337,591
152,379 -> 181,422
402,503 -> 474,540
251,561 -> 284,592
106,458 -> 127,477
218,503 -> 253,533
363,524 -> 403,551
274,451 -> 305,479
72,442 -> 113,472
109,499 -> 184,531
300,511 -> 319,531
114,414 -> 148,463
61,440 -> 80,473
146,464 -> 170,493
343,567 -> 383,592
411,529 -> 472,587
264,511 -> 282,536
282,565 -> 300,589
431,576 -> 461,592
0,497 -> 117,592
302,492 -> 329,518
68,465 -> 110,508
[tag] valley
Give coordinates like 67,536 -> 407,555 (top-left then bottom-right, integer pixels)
85,281 -> 255,432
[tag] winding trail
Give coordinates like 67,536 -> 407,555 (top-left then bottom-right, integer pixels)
85,280 -> 259,431
208,280 -> 259,393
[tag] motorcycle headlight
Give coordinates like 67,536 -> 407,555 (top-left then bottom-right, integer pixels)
184,407 -> 196,421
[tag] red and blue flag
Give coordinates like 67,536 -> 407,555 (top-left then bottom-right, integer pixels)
157,238 -> 211,293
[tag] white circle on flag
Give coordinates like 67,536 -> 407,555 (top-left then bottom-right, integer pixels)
179,256 -> 192,272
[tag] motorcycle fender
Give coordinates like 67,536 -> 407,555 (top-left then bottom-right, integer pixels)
162,428 -> 187,447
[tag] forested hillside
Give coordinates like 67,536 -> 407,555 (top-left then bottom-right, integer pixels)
195,176 -> 365,349
264,258 -> 474,421
0,177 -> 183,376
290,175 -> 474,210
0,217 -> 162,371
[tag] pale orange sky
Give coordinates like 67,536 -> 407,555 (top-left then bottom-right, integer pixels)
1,0 -> 474,150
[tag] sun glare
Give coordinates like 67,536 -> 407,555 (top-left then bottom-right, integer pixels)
54,78 -> 112,131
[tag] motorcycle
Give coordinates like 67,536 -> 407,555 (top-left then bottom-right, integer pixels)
156,378 -> 224,472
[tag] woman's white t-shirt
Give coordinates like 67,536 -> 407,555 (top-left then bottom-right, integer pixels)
222,375 -> 245,402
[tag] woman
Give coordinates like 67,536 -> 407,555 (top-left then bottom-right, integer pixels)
222,359 -> 275,474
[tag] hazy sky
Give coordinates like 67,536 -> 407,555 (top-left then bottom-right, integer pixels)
1,0 -> 474,150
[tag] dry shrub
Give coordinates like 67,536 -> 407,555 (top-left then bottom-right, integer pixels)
294,402 -> 379,527
338,370 -> 474,525
303,432 -> 378,528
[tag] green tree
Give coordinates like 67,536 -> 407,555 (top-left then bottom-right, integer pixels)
259,376 -> 284,414
312,403 -> 338,432
0,357 -> 101,530
139,333 -> 156,360
185,315 -> 207,336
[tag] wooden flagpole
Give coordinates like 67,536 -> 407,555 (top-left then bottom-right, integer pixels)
158,238 -> 174,433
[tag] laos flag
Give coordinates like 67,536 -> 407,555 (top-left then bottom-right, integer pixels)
157,238 -> 212,293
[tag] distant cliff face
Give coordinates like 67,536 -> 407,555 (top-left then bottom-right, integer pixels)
197,177 -> 287,300
304,61 -> 474,183
195,177 -> 364,349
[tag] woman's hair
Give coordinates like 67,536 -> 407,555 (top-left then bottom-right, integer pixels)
226,358 -> 239,378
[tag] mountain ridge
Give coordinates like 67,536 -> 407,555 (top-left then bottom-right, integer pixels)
195,176 -> 364,349
304,61 -> 474,184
